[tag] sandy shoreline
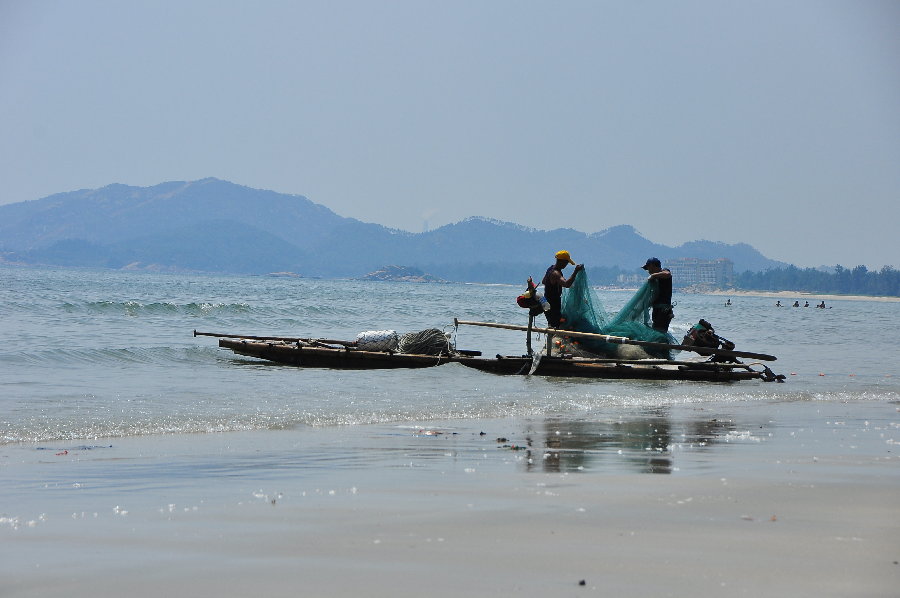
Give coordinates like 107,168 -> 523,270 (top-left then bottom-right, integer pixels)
3,399 -> 899,597
15,475 -> 895,597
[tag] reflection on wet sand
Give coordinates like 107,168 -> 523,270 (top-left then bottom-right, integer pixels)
513,410 -> 751,474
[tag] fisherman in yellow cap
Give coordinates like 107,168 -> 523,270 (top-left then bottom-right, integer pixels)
541,250 -> 584,328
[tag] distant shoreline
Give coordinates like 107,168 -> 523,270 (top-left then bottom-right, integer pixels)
596,285 -> 899,302
702,289 -> 900,303
3,262 -> 898,302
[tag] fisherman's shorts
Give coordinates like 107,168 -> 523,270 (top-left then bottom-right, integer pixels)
651,304 -> 674,333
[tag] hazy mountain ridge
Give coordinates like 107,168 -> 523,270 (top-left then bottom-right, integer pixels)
0,179 -> 788,281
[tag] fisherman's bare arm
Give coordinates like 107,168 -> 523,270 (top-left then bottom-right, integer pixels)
562,264 -> 585,288
545,269 -> 565,287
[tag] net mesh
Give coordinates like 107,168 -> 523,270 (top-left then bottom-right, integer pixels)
560,271 -> 676,358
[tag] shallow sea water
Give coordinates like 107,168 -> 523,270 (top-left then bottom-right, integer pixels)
1,265 -> 899,532
3,265 -> 897,441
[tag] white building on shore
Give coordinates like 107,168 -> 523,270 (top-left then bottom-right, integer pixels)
615,258 -> 735,289
665,258 -> 734,288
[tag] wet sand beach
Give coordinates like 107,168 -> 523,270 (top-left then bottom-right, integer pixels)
4,399 -> 898,597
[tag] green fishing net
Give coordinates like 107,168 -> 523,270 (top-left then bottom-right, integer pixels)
560,271 -> 676,358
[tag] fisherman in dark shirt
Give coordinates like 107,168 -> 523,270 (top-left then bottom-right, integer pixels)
641,257 -> 673,333
541,250 -> 583,328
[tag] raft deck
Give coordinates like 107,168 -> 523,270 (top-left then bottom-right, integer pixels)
217,337 -> 460,369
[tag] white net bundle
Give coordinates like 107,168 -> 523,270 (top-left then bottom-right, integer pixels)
355,330 -> 400,352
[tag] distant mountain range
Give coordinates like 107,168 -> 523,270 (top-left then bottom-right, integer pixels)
0,178 -> 787,283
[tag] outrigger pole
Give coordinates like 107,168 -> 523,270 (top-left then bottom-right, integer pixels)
453,319 -> 777,362
193,330 -> 356,347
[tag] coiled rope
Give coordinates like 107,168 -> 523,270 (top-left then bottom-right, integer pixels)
398,328 -> 451,355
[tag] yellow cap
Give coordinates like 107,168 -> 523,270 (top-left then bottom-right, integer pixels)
555,250 -> 576,265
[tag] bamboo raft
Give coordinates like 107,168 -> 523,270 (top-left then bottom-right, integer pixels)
453,354 -> 779,382
194,330 -> 472,369
196,325 -> 785,382
450,319 -> 785,383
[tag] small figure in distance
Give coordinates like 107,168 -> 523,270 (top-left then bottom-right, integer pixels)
541,250 -> 584,328
804,301 -> 810,307
775,300 -> 782,307
793,301 -> 800,307
818,301 -> 826,309
725,298 -> 732,306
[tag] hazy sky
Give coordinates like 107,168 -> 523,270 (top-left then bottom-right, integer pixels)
2,1 -> 898,269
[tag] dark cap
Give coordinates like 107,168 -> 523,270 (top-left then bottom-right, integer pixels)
641,257 -> 661,270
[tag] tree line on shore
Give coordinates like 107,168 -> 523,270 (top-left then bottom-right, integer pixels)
734,265 -> 899,297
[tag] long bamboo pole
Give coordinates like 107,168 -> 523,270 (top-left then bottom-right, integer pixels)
193,330 -> 355,346
453,319 -> 777,362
